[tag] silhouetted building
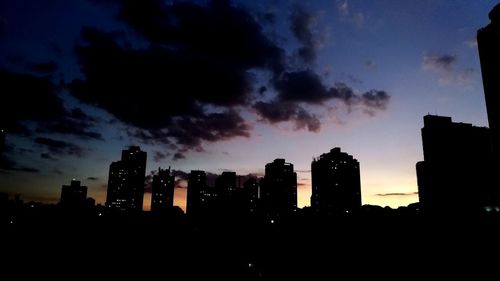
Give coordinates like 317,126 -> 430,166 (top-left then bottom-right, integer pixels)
243,177 -> 259,213
0,128 -> 5,155
106,146 -> 147,212
215,171 -> 238,198
311,147 -> 361,215
151,167 -> 175,212
477,4 -> 500,194
260,159 -> 297,215
478,4 -> 500,135
186,170 -> 207,216
416,115 -> 496,213
60,179 -> 87,207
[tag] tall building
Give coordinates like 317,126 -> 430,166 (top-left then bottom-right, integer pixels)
60,179 -> 87,207
215,171 -> 237,198
151,167 -> 175,212
260,159 -> 297,215
477,4 -> 500,134
0,128 -> 5,155
416,115 -> 496,213
311,148 -> 361,215
243,177 -> 259,214
106,146 -> 147,212
186,170 -> 207,216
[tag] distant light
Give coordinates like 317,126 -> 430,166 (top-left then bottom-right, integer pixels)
98,213 -> 102,217
248,263 -> 254,268
270,219 -> 274,224
345,210 -> 349,213
10,220 -> 14,224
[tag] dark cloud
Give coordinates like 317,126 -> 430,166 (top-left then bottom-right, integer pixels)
173,152 -> 186,161
0,156 -> 40,173
376,192 -> 418,197
0,68 -> 102,145
34,137 -> 85,157
72,0 -> 391,156
53,168 -> 64,175
153,151 -> 170,162
423,54 -> 456,71
0,69 -> 65,133
27,61 -> 58,73
254,101 -> 320,132
422,53 -> 473,85
290,6 -> 319,64
256,70 -> 390,131
274,70 -> 330,104
144,173 -> 153,193
41,153 -> 57,161
87,176 -> 99,181
70,0 -> 288,159
362,90 -> 390,110
37,108 -> 103,140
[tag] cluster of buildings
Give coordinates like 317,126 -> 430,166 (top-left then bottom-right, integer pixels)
416,6 -> 500,214
55,4 -> 500,217
60,146 -> 362,217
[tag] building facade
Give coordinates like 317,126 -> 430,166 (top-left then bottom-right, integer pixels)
416,115 -> 495,213
106,146 -> 147,211
151,167 -> 175,212
260,159 -> 297,215
186,170 -> 207,216
311,147 -> 361,215
60,179 -> 88,207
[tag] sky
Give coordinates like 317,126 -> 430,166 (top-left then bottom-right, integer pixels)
0,0 -> 497,211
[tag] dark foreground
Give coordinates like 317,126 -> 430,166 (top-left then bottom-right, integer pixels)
3,207 -> 500,279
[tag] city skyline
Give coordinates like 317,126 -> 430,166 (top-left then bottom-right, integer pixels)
1,1 -> 498,211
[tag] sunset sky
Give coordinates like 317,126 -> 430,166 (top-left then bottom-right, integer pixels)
1,0 -> 497,211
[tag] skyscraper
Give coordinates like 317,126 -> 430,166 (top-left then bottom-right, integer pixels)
186,170 -> 207,216
416,115 -> 496,213
260,159 -> 297,215
60,179 -> 87,207
243,177 -> 259,214
215,171 -> 237,199
311,148 -> 361,215
0,128 -> 5,155
106,146 -> 147,212
151,167 -> 175,212
477,4 -> 500,134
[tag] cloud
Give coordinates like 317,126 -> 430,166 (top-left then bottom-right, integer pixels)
41,153 -> 57,161
71,0 -> 283,159
376,192 -> 418,197
365,60 -> 376,69
290,5 -> 323,64
422,53 -> 474,85
73,0 -> 390,157
34,137 -> 85,157
0,68 -> 103,149
0,69 -> 65,134
27,61 -> 58,73
422,54 -> 456,72
87,176 -> 99,181
254,70 -> 390,130
336,0 -> 365,28
37,107 -> 103,140
0,156 -> 40,173
337,0 -> 349,17
53,168 -> 64,175
253,101 -> 321,132
465,39 -> 478,48
153,151 -> 170,162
